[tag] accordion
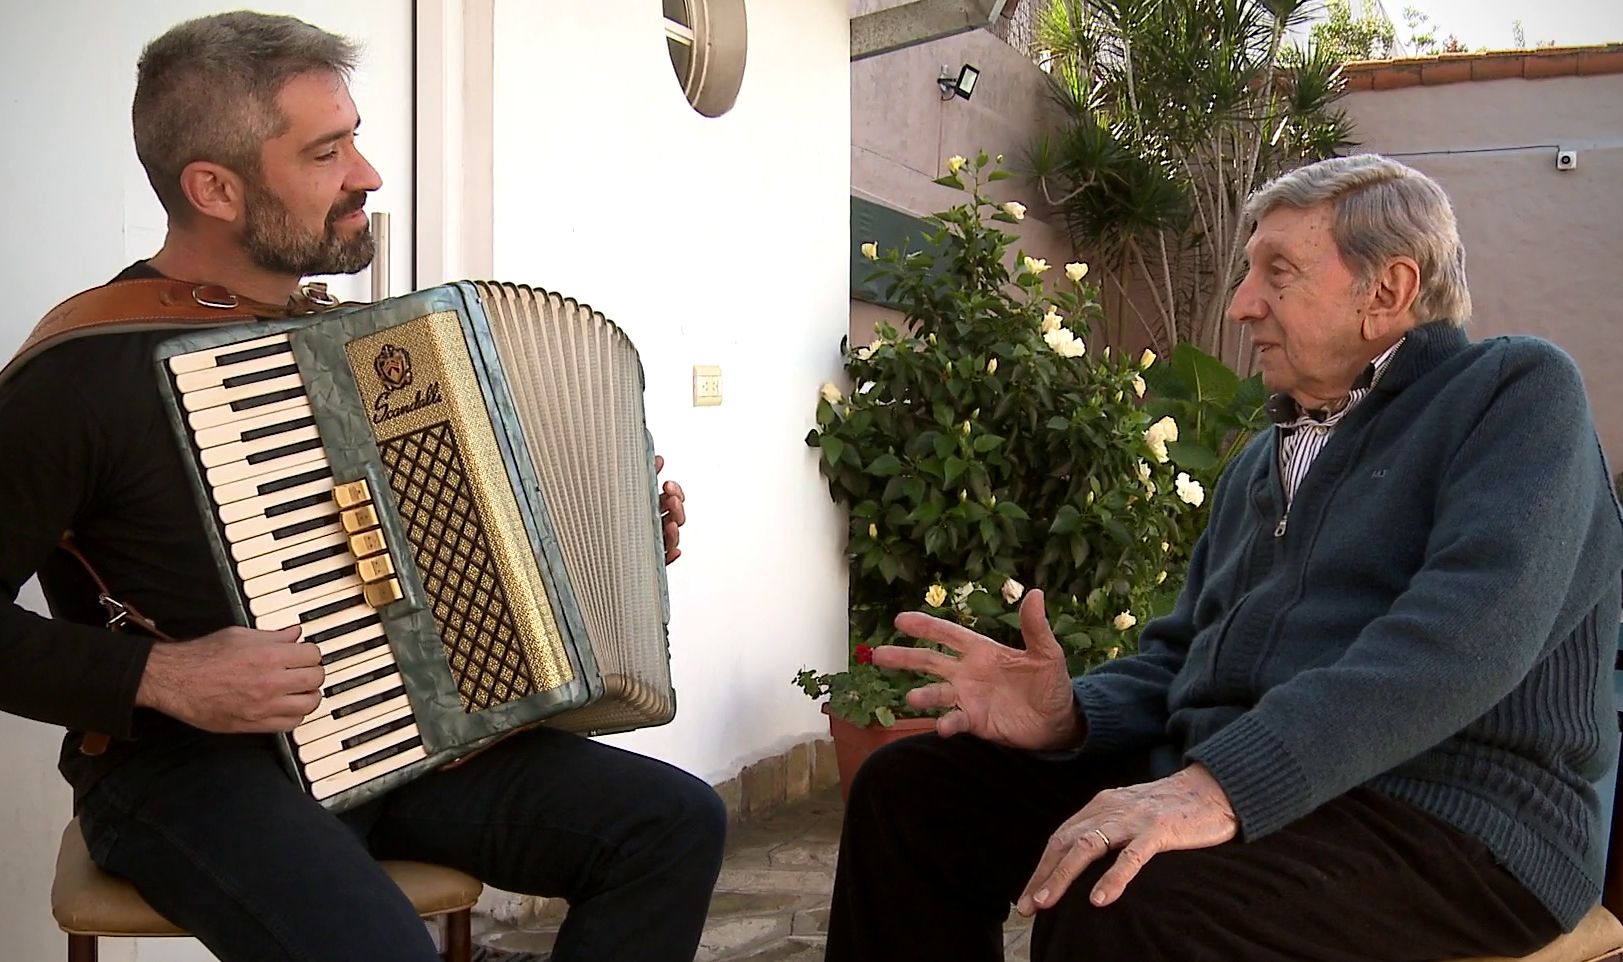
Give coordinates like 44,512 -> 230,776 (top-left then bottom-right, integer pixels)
152,281 -> 674,811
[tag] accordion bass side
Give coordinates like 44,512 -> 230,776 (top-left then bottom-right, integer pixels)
152,281 -> 675,811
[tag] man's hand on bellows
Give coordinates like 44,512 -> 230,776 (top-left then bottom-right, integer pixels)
1016,763 -> 1238,915
654,454 -> 686,565
873,589 -> 1081,751
136,626 -> 325,733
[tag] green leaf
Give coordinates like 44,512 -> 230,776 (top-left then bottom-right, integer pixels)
933,403 -> 954,428
996,501 -> 1031,521
1166,441 -> 1219,471
868,453 -> 904,477
944,456 -> 969,486
821,436 -> 845,465
874,706 -> 896,727
932,174 -> 965,190
1171,343 -> 1241,408
909,500 -> 944,523
934,433 -> 956,460
804,429 -> 821,449
1046,416 -> 1071,431
924,525 -> 948,556
973,434 -> 1005,453
987,170 -> 1013,181
879,554 -> 901,583
1050,504 -> 1082,535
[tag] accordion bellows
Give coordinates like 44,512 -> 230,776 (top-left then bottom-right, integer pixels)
155,281 -> 674,811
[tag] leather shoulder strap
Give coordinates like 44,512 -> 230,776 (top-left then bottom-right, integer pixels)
0,278 -> 341,391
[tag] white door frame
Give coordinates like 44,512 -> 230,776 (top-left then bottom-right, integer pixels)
414,0 -> 495,287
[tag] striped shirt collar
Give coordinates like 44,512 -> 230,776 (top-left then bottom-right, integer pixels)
1276,338 -> 1406,433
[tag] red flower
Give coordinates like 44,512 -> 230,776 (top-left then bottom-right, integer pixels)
854,644 -> 874,665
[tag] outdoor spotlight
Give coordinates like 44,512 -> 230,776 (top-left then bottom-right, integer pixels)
937,63 -> 981,101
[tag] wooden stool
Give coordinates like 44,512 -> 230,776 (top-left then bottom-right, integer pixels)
1452,904 -> 1623,961
49,819 -> 482,962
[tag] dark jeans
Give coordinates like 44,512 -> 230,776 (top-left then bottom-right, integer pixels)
827,733 -> 1565,962
76,726 -> 727,962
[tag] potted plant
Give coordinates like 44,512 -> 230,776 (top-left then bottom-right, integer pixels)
797,153 -> 1208,798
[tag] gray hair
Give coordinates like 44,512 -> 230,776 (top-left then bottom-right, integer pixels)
133,11 -> 360,217
1243,154 -> 1472,326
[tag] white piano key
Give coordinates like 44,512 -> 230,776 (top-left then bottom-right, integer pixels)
195,400 -> 315,450
167,333 -> 290,375
248,570 -> 364,619
225,500 -> 342,547
175,349 -> 297,393
200,423 -> 322,469
182,371 -> 305,413
296,704 -> 416,764
303,725 -> 421,781
236,530 -> 348,581
206,441 -> 326,487
215,462 -> 334,509
188,393 -> 306,432
231,516 -> 344,565
293,691 -> 410,744
309,743 -> 427,801
219,475 -> 335,527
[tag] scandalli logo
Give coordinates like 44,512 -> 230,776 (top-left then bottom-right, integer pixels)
371,343 -> 443,425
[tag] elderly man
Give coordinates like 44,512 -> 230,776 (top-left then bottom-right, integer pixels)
826,154 -> 1623,961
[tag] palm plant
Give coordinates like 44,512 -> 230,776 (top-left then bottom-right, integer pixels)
1030,0 -> 1356,369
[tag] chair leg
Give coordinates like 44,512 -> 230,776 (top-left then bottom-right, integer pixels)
67,934 -> 97,962
441,908 -> 472,962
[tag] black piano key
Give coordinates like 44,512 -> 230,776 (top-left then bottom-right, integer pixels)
246,436 -> 322,466
272,513 -> 338,541
222,362 -> 299,389
266,491 -> 335,518
348,734 -> 424,772
288,565 -> 354,594
259,466 -> 332,497
216,342 -> 291,366
308,613 -> 382,646
333,685 -> 407,719
241,414 -> 316,443
319,636 -> 388,666
340,714 -> 416,751
231,386 -> 305,412
324,664 -> 397,698
301,593 -> 366,623
281,542 -> 349,572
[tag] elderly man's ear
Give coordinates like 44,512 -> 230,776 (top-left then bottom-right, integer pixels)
1361,256 -> 1422,341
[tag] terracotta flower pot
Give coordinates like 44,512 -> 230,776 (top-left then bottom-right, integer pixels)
822,702 -> 939,801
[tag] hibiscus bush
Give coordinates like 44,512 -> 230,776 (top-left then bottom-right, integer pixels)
796,152 -> 1209,727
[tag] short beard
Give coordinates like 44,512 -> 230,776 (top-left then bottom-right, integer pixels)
241,183 -> 374,277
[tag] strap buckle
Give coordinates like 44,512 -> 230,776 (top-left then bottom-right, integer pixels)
97,592 -> 130,631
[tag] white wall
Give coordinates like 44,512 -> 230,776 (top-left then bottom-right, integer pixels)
489,0 -> 852,785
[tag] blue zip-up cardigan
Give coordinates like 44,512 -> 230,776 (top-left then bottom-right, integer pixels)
1074,321 -> 1623,928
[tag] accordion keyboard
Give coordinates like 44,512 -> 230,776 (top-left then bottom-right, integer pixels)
169,333 -> 426,800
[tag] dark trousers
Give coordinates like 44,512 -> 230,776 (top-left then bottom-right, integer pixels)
827,733 -> 1564,962
76,726 -> 727,962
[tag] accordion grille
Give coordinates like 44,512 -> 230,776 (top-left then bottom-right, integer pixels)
379,422 -> 536,711
475,281 -> 673,733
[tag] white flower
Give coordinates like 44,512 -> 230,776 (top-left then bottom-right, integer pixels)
1140,348 -> 1157,369
1175,472 -> 1206,507
1002,201 -> 1027,221
1136,460 -> 1151,484
954,582 -> 977,603
1113,611 -> 1138,631
857,380 -> 877,395
947,155 -> 967,174
1146,416 -> 1179,446
925,584 -> 947,607
1107,646 -> 1121,659
860,242 -> 878,261
1132,375 -> 1146,398
1065,262 -> 1089,282
1160,541 -> 1170,553
819,382 -> 843,404
1103,346 -> 1111,360
868,523 -> 878,539
1043,327 -> 1085,358
1002,578 -> 1025,604
1144,481 -> 1156,497
1023,256 -> 1050,276
986,357 -> 998,375
961,420 -> 972,436
1040,307 -> 1063,334
1156,570 -> 1167,585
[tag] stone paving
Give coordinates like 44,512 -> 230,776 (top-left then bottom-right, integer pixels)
473,785 -> 1036,961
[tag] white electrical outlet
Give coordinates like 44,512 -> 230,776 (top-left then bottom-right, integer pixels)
693,365 -> 722,406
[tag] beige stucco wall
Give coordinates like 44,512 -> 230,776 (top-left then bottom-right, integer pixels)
1343,74 -> 1623,459
851,20 -> 1080,345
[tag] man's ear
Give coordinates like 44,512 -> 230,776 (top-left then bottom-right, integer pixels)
176,161 -> 246,225
1361,255 -> 1421,341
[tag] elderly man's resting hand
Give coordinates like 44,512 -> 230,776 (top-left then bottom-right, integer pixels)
876,588 -> 1239,910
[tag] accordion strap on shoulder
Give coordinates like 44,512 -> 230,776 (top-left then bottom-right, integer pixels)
0,277 -> 346,392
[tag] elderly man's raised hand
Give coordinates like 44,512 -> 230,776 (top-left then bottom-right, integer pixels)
873,589 -> 1082,751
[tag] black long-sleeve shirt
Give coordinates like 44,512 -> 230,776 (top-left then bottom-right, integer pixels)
1,262 -> 244,800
